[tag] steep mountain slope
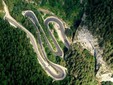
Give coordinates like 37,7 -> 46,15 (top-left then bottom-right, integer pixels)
0,0 -> 113,85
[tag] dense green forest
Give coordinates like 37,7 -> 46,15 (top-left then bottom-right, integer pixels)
0,0 -> 113,85
0,18 -> 51,84
65,44 -> 98,85
39,0 -> 83,25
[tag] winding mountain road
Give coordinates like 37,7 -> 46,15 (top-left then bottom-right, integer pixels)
22,10 -> 64,57
2,0 -> 68,81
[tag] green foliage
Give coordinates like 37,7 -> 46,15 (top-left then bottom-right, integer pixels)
0,13 -> 5,18
102,81 -> 113,85
0,0 -> 3,10
0,18 -> 53,85
65,29 -> 73,38
65,44 -> 98,85
39,0 -> 83,26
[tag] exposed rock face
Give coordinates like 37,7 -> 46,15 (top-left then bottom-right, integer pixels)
73,13 -> 113,82
74,27 -> 98,55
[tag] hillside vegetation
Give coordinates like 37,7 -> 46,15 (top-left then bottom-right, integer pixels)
0,18 -> 52,85
83,0 -> 113,84
0,0 -> 113,85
